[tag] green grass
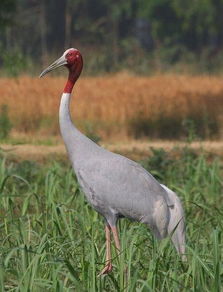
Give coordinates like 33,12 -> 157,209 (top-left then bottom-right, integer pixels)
0,136 -> 60,146
0,148 -> 222,291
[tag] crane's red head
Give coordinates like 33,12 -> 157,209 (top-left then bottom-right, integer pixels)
39,48 -> 83,93
65,48 -> 81,67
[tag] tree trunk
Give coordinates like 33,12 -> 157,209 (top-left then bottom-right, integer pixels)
46,0 -> 66,53
40,0 -> 48,65
65,6 -> 72,48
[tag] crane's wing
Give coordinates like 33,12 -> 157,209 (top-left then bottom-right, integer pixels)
76,152 -> 172,223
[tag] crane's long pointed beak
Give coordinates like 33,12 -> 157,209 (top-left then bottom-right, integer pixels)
39,55 -> 67,78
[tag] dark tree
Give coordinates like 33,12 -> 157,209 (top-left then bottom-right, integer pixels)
0,0 -> 16,29
45,0 -> 66,52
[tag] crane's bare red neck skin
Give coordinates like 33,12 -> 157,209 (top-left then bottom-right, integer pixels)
64,54 -> 83,94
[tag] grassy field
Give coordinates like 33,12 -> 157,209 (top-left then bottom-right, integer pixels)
1,140 -> 223,163
0,146 -> 222,291
0,74 -> 223,140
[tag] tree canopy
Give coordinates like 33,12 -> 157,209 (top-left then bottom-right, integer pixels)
1,0 -> 223,73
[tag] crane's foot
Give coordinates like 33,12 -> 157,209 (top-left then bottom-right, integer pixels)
98,263 -> 113,276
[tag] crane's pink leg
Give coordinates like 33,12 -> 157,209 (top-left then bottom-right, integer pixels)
112,226 -> 129,276
98,225 -> 113,276
111,226 -> 121,251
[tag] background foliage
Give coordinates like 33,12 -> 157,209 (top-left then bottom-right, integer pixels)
1,0 -> 223,74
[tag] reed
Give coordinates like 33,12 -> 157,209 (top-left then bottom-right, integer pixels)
0,148 -> 222,291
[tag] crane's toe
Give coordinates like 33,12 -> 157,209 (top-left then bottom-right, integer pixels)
98,263 -> 113,276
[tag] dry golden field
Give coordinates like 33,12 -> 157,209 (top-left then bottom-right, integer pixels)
0,73 -> 222,140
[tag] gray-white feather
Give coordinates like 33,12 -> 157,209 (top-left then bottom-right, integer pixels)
59,93 -> 186,259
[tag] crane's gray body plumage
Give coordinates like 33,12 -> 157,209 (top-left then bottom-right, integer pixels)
60,93 -> 186,257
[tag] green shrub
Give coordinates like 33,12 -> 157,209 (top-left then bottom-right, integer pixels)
128,112 -> 220,140
2,50 -> 28,77
0,104 -> 12,139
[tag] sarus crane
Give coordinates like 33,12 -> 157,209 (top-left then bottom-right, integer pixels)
40,48 -> 186,275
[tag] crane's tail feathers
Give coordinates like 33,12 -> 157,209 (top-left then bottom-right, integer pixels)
161,184 -> 187,261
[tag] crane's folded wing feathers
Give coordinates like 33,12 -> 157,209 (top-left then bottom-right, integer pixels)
76,153 -> 171,223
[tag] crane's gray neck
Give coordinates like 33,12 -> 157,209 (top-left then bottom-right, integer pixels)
59,93 -> 75,139
59,93 -> 82,160
59,93 -> 99,165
